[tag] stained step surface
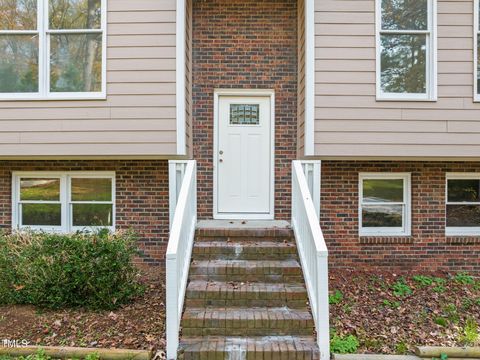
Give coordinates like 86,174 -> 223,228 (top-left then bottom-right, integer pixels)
178,336 -> 320,359
193,240 -> 298,260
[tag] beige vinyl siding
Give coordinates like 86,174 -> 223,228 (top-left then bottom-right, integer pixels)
185,0 -> 193,158
0,0 -> 178,158
297,0 -> 306,157
314,0 -> 480,158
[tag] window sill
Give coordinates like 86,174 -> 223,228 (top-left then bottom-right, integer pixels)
376,95 -> 437,102
359,236 -> 414,245
446,237 -> 480,245
0,93 -> 107,101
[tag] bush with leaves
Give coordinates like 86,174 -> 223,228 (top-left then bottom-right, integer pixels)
0,230 -> 144,309
330,331 -> 359,354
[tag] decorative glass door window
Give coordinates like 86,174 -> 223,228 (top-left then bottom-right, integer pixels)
230,104 -> 260,125
376,0 -> 436,100
446,174 -> 480,235
13,172 -> 114,232
0,0 -> 106,99
359,173 -> 411,236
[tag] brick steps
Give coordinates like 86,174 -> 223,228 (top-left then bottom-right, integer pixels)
185,280 -> 308,308
178,336 -> 320,359
192,240 -> 298,260
178,224 -> 319,358
182,307 -> 315,336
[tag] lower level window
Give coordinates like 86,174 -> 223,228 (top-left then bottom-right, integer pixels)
446,174 -> 480,236
12,172 -> 115,232
359,173 -> 411,236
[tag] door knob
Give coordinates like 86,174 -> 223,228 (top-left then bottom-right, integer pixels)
219,159 -> 223,163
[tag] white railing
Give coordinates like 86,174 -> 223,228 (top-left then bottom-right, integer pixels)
168,160 -> 189,229
291,160 -> 330,360
166,160 -> 197,360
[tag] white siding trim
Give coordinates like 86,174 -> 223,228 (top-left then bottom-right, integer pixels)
358,172 -> 412,237
176,0 -> 187,156
304,0 -> 315,156
375,0 -> 437,101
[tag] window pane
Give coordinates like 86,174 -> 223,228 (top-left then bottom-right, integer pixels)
20,178 -> 60,201
50,33 -> 102,92
0,0 -> 37,30
71,178 -> 112,201
381,34 -> 427,94
381,0 -> 428,31
362,205 -> 403,228
72,204 -> 112,227
447,205 -> 480,227
22,203 -> 61,226
230,104 -> 260,125
49,0 -> 101,29
448,179 -> 480,202
0,35 -> 38,93
363,179 -> 404,203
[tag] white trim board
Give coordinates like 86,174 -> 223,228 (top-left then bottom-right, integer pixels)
176,0 -> 187,156
304,0 -> 315,156
213,89 -> 275,220
474,0 -> 480,102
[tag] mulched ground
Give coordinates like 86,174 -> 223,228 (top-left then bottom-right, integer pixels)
0,269 -> 165,354
329,270 -> 480,354
1,269 -> 479,355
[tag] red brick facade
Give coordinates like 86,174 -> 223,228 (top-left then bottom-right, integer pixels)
0,160 -> 169,267
192,0 -> 298,219
321,161 -> 480,273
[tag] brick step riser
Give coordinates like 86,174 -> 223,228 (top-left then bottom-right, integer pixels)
185,289 -> 308,302
189,266 -> 303,277
181,327 -> 314,337
189,274 -> 305,283
192,252 -> 298,260
195,235 -> 295,243
185,298 -> 308,308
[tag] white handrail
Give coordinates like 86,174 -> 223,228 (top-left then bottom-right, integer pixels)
291,160 -> 330,360
166,160 -> 197,360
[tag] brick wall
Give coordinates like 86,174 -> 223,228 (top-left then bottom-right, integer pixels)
192,0 -> 298,219
321,161 -> 480,273
0,160 -> 169,267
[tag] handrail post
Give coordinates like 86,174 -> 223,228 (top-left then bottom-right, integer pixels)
166,254 -> 178,359
317,252 -> 330,360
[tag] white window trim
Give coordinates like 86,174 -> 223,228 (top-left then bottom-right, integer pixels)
0,0 -> 107,101
445,173 -> 480,236
359,173 -> 411,237
474,0 -> 480,102
12,171 -> 115,233
375,0 -> 437,101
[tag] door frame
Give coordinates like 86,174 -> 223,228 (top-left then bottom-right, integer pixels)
213,88 -> 275,220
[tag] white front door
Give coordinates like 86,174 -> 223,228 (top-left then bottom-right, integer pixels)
216,95 -> 273,218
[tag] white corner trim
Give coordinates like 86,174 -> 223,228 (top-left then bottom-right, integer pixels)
176,0 -> 187,156
304,0 -> 315,156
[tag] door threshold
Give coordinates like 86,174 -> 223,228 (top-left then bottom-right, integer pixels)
197,219 -> 291,229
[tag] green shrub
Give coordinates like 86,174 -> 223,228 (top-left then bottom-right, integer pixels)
0,230 -> 144,309
412,275 -> 434,287
330,332 -> 359,354
454,272 -> 475,285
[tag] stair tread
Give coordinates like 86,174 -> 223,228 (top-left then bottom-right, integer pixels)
187,279 -> 307,293
183,306 -> 314,321
179,335 -> 319,353
191,258 -> 301,267
194,240 -> 296,248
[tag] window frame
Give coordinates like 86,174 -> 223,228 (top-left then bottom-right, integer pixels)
12,171 -> 115,232
375,0 -> 437,101
474,0 -> 480,101
445,173 -> 480,236
359,172 -> 412,237
0,0 -> 107,101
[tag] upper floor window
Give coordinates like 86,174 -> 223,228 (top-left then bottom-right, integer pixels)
475,0 -> 480,101
0,0 -> 106,100
376,0 -> 436,101
446,173 -> 480,236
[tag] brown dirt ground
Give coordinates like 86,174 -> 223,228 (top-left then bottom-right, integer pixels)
1,269 -> 479,355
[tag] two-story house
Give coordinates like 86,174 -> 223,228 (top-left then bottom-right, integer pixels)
1,0 -> 480,358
